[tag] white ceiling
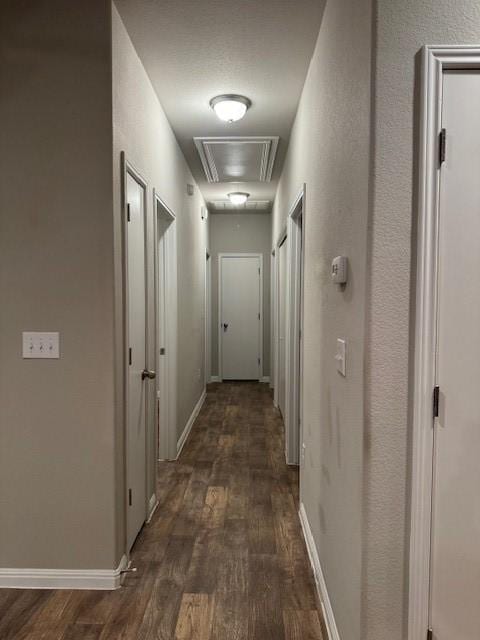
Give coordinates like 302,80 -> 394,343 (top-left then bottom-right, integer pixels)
115,0 -> 324,210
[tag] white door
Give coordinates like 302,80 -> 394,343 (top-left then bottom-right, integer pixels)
126,172 -> 148,550
430,70 -> 480,638
277,239 -> 287,417
220,254 -> 261,380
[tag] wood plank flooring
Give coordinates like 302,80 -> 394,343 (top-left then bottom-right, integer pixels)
0,382 -> 324,640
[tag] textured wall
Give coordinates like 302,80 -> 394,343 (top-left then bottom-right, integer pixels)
112,4 -> 207,559
209,212 -> 271,379
365,2 -> 480,638
0,1 -> 116,569
271,0 -> 372,636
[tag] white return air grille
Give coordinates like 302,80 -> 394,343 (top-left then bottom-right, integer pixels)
209,200 -> 271,211
194,136 -> 279,183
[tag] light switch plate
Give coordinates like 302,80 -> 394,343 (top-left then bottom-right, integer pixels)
335,338 -> 346,376
22,332 -> 60,359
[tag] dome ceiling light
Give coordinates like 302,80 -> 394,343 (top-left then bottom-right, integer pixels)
210,94 -> 251,123
227,192 -> 250,206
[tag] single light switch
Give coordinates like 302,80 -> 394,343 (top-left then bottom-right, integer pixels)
22,332 -> 60,359
335,338 -> 346,376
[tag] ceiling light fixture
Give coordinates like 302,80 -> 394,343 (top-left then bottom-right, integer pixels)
228,192 -> 250,206
210,94 -> 251,123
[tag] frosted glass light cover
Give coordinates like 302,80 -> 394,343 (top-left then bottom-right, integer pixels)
213,100 -> 247,122
210,95 -> 251,123
228,192 -> 250,206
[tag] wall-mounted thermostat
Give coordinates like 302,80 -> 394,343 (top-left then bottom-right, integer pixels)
331,256 -> 348,284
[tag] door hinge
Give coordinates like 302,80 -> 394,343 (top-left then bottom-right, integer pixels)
128,488 -> 132,506
439,128 -> 446,166
129,347 -> 132,366
433,385 -> 440,419
258,267 -> 260,275
258,357 -> 260,365
127,203 -> 131,222
160,347 -> 166,355
427,628 -> 433,640
258,313 -> 261,320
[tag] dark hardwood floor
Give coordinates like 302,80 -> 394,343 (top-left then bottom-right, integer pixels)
0,382 -> 324,640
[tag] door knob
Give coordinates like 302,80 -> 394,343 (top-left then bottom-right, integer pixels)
223,323 -> 229,331
142,369 -> 156,380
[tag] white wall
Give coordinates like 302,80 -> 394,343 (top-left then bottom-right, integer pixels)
271,0 -> 371,638
112,3 -> 207,558
364,2 -> 480,638
0,0 -> 117,570
209,212 -> 271,379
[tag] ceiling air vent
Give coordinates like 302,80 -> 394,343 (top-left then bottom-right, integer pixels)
194,136 -> 279,184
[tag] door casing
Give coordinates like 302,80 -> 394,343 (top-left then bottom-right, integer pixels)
285,186 -> 305,465
205,252 -> 211,383
153,190 -> 177,462
121,153 -> 150,553
409,46 -> 480,640
273,228 -> 287,410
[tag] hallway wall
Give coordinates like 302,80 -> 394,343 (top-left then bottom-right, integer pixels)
271,0 -> 371,638
112,4 -> 207,559
209,212 -> 271,380
364,2 -> 480,638
0,0 -> 117,570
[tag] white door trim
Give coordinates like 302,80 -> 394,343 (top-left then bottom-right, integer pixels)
409,45 -> 480,640
270,251 -> 275,390
218,252 -> 263,381
205,252 -> 212,383
153,190 -> 177,461
285,185 -> 305,465
273,227 -> 287,408
121,152 -> 149,553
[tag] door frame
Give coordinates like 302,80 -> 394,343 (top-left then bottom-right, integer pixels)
273,227 -> 287,409
270,251 -> 275,390
409,46 -> 480,640
285,186 -> 305,465
205,251 -> 211,383
153,190 -> 177,461
121,152 -> 149,551
218,252 -> 263,381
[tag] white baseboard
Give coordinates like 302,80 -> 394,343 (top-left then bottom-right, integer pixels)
209,376 -> 221,383
260,376 -> 270,383
147,493 -> 159,523
176,388 -> 206,458
0,554 -> 128,590
299,503 -> 340,640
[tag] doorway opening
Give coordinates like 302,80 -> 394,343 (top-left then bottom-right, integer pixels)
154,191 -> 178,462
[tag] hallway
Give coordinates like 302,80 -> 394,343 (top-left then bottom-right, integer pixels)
0,383 -> 324,640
